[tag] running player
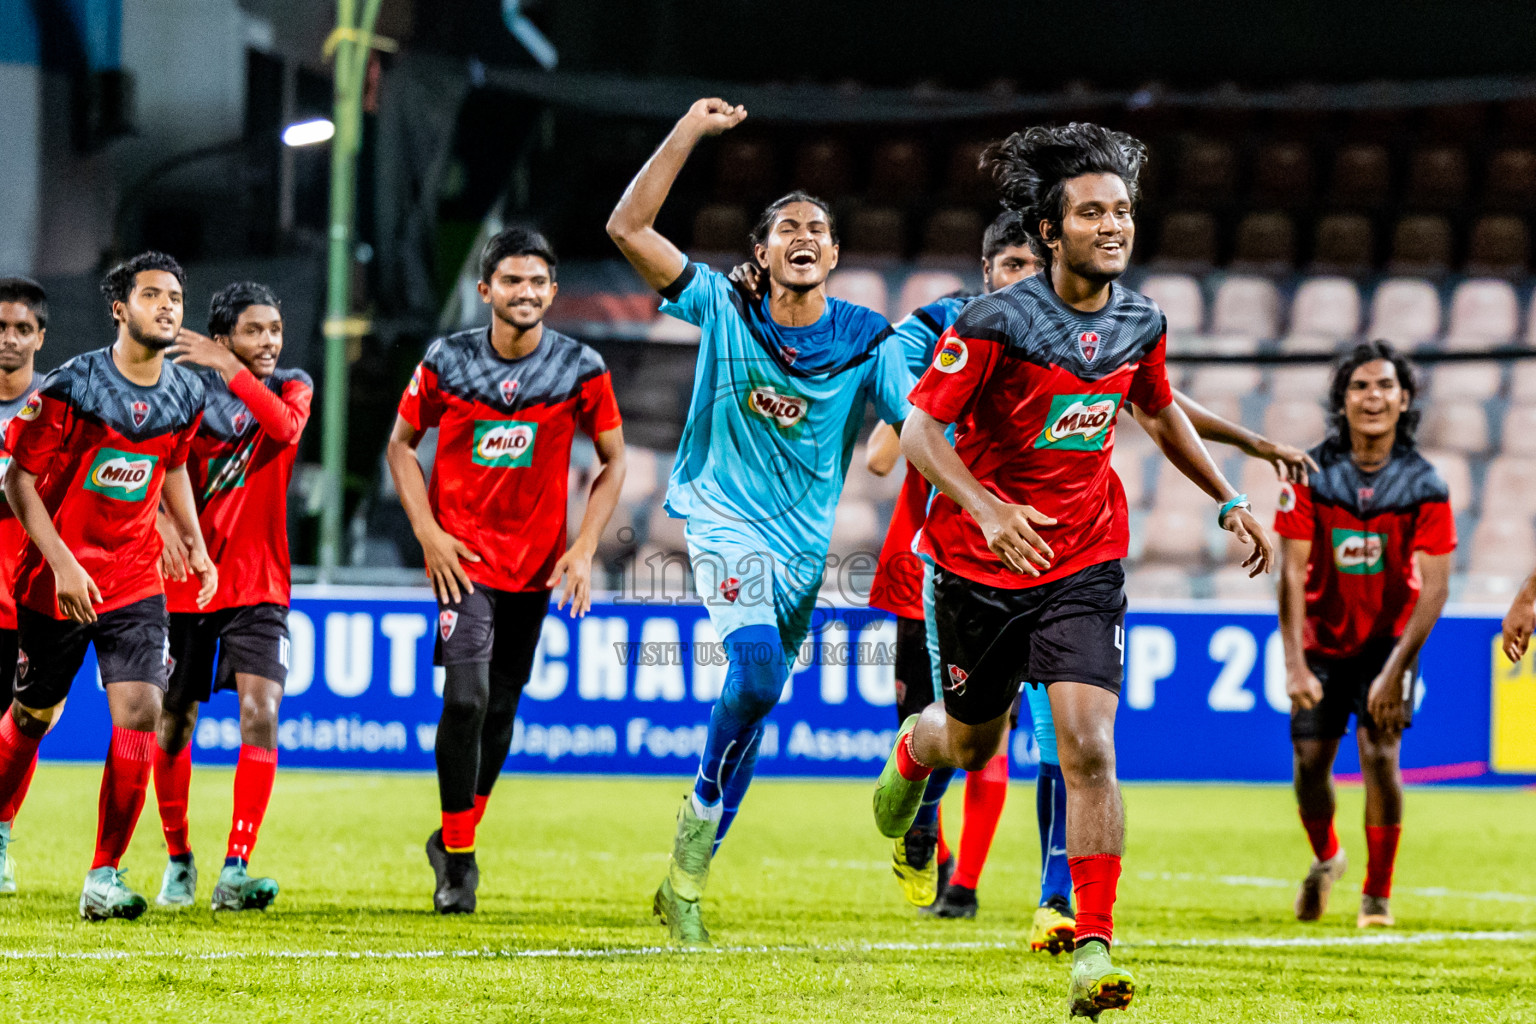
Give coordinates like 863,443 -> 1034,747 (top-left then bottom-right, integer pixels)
150,282 -> 312,912
0,251 -> 214,920
1277,341 -> 1452,929
388,227 -> 626,914
0,277 -> 48,895
871,124 -> 1273,1019
608,98 -> 913,946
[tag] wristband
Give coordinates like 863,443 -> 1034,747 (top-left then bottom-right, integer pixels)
1218,493 -> 1251,528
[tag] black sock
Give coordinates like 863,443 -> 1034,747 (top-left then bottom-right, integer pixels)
436,662 -> 490,815
473,669 -> 526,802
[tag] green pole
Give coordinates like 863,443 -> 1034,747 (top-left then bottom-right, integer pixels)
318,0 -> 383,580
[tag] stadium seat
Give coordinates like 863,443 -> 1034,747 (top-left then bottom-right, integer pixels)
1461,572 -> 1521,605
1511,362 -> 1536,401
1187,365 -> 1263,401
845,206 -> 906,263
1468,517 -> 1536,576
943,141 -> 993,202
1250,141 -> 1315,209
1269,364 -> 1332,399
919,207 -> 983,263
597,448 -> 661,562
1139,508 -> 1211,564
1263,398 -> 1327,449
1465,216 -> 1530,278
1176,138 -> 1239,203
1387,215 -> 1453,277
1421,449 -> 1474,515
644,504 -> 689,558
691,204 -> 750,256
1366,278 -> 1442,346
1290,276 -> 1362,339
1238,457 -> 1286,524
1483,148 -> 1536,211
1404,146 -> 1469,209
828,269 -> 890,320
1500,98 -> 1536,142
1502,407 -> 1536,458
1113,408 -> 1156,461
1122,566 -> 1195,601
1111,446 -> 1148,508
1483,457 -> 1536,517
1151,211 -> 1218,271
1327,144 -> 1392,208
1430,362 -> 1502,401
896,271 -> 967,317
646,315 -> 701,343
1423,102 -> 1490,144
1135,273 -> 1204,335
1211,565 -> 1275,603
1309,213 -> 1376,274
1419,400 -> 1490,455
713,137 -> 777,201
1230,212 -> 1296,273
868,139 -> 930,202
792,138 -> 854,199
1209,275 -> 1282,338
1152,458 -> 1222,515
828,499 -> 882,559
841,443 -> 904,505
1446,278 -> 1520,342
1277,333 -> 1341,355
1344,107 -> 1411,144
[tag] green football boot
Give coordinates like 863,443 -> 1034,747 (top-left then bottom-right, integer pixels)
1067,939 -> 1136,1020
211,861 -> 279,912
652,795 -> 718,946
873,714 -> 928,838
156,855 -> 198,908
79,867 -> 148,922
0,821 -> 15,896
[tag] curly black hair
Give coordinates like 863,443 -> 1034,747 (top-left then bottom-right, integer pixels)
0,277 -> 47,330
981,210 -> 1031,261
480,227 -> 558,284
750,191 -> 838,248
979,123 -> 1148,266
208,281 -> 281,337
100,251 -> 185,321
1323,340 -> 1421,454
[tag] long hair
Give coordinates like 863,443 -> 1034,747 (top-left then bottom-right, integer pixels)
1323,340 -> 1421,454
979,123 -> 1147,268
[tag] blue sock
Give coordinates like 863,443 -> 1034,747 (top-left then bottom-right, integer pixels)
713,727 -> 763,851
1036,760 -> 1072,908
693,625 -> 786,830
912,766 -> 957,829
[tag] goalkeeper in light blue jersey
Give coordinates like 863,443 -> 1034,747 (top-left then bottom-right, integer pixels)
608,98 -> 913,946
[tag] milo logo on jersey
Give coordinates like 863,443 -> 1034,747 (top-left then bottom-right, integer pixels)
83,448 -> 158,501
1034,393 -> 1122,451
473,420 -> 537,468
743,383 -> 811,436
1332,528 -> 1386,575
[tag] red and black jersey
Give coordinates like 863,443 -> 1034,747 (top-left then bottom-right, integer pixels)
165,367 -> 312,614
397,326 -> 621,593
910,275 -> 1172,590
10,347 -> 204,618
1274,445 -> 1456,659
0,379 -> 40,630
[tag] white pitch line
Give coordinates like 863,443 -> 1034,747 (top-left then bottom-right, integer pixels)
2,931 -> 1533,964
1139,871 -> 1536,906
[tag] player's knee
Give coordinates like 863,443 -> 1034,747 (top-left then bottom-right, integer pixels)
239,692 -> 279,734
1061,736 -> 1116,785
720,628 -> 787,724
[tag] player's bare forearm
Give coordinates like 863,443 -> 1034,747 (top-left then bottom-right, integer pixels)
1174,389 -> 1260,451
1135,400 -> 1237,503
865,421 -> 902,477
385,417 -> 444,542
1277,538 -> 1312,671
4,466 -> 76,573
1381,552 -> 1450,681
901,409 -> 996,522
570,427 -> 627,559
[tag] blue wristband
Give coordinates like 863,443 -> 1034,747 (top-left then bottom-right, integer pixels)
1218,493 -> 1250,527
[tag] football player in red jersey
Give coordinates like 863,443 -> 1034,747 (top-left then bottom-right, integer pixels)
149,282 -> 312,913
0,251 -> 216,920
0,277 -> 48,895
1276,341 -> 1453,929
871,124 -> 1272,1019
388,228 -> 626,913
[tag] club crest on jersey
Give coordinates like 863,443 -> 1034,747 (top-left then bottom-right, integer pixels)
719,577 -> 741,603
1277,482 -> 1297,513
935,337 -> 968,374
472,420 -> 537,468
1332,528 -> 1386,575
439,610 -> 458,640
1034,393 -> 1123,451
746,386 -> 808,429
946,664 -> 968,695
499,379 -> 519,404
1079,331 -> 1101,363
231,410 -> 251,434
83,447 -> 158,501
1358,486 -> 1375,506
781,345 -> 799,366
16,394 -> 41,422
131,400 -> 149,428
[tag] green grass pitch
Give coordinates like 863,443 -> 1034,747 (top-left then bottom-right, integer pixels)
1,765 -> 1533,1023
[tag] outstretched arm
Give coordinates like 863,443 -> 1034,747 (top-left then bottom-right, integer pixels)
606,98 -> 748,291
1173,388 -> 1317,484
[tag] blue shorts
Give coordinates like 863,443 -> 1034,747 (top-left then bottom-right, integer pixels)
685,517 -> 824,654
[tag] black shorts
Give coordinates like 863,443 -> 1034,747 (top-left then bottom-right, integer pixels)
0,628 -> 16,707
435,586 -> 550,675
15,595 -> 169,709
166,603 -> 290,708
1291,637 -> 1416,741
932,561 -> 1127,726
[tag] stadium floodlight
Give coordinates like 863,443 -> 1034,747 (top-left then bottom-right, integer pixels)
282,118 -> 335,147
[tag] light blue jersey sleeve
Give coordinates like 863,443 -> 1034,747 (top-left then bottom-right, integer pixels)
868,331 -> 915,426
889,310 -> 943,380
657,260 -> 733,327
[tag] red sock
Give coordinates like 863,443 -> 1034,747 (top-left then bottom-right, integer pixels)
227,745 -> 277,863
894,732 -> 932,782
0,711 -> 41,818
1069,854 -> 1122,947
952,753 -> 1009,890
1300,813 -> 1340,862
1363,824 -> 1402,898
442,809 -> 476,852
0,750 -> 36,824
154,743 -> 193,857
93,727 -> 155,870
936,806 -> 951,867
473,793 -> 489,825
